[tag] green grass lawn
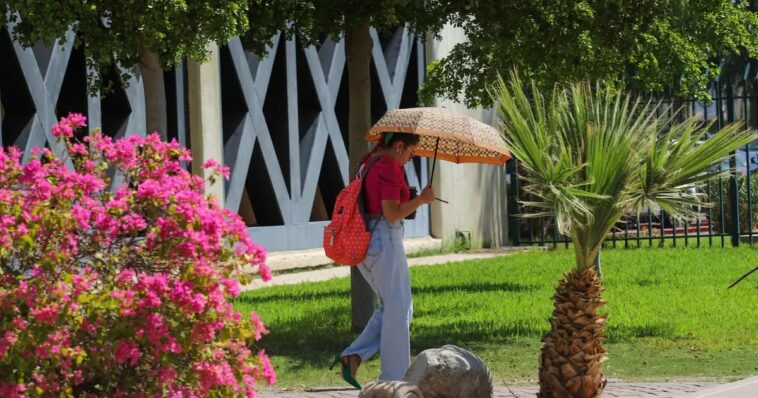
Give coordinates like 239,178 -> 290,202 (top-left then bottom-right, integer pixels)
233,245 -> 758,390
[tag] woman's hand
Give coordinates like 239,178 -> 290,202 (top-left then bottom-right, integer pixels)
418,185 -> 434,204
381,185 -> 436,222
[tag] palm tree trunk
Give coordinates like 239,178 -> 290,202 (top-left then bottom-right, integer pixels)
571,231 -> 600,271
538,267 -> 608,398
139,47 -> 168,140
345,22 -> 376,331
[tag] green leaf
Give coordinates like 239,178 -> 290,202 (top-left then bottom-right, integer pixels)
493,70 -> 755,269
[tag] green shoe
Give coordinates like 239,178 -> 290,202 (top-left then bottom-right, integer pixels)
330,353 -> 362,390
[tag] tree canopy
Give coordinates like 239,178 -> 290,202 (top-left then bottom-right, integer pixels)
3,0 -> 249,91
420,0 -> 758,108
5,1 -> 758,109
243,0 -> 446,53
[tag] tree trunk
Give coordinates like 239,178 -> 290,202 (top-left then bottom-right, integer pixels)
538,267 -> 608,398
571,229 -> 603,272
346,23 -> 376,331
139,47 -> 168,140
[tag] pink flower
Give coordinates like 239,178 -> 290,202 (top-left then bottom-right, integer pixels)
0,382 -> 26,398
115,269 -> 136,285
70,205 -> 91,229
111,289 -> 136,316
141,273 -> 170,293
14,223 -> 28,236
140,291 -> 162,308
202,159 -> 219,169
114,340 -> 141,366
259,264 -> 272,282
155,366 -> 179,386
250,312 -> 268,341
70,143 -> 88,155
0,112 -> 273,396
0,332 -> 17,357
136,180 -> 163,200
191,321 -> 222,342
192,359 -> 239,392
12,317 -> 27,330
203,159 -> 231,180
121,213 -> 147,232
65,113 -> 87,128
258,350 -> 276,384
190,293 -> 207,313
51,123 -> 73,138
217,164 -> 231,180
221,278 -> 241,298
31,305 -> 58,325
170,280 -> 193,302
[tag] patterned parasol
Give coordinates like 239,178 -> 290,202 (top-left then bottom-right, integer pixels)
364,107 -> 512,169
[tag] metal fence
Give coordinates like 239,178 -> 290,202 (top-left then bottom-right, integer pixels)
508,59 -> 758,248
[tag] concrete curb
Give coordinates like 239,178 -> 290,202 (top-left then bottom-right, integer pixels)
241,247 -> 528,291
265,237 -> 443,272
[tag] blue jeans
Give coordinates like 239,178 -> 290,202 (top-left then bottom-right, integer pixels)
341,219 -> 412,381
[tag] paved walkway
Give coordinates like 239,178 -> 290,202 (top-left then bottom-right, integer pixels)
257,377 -> 758,397
256,380 -> 712,397
250,242 -> 757,397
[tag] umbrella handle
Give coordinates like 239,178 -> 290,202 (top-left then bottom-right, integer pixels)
429,137 -> 440,184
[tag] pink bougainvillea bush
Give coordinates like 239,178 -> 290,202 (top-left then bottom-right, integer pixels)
0,114 -> 274,397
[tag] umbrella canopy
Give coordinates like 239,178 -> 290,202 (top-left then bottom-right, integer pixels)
364,107 -> 512,166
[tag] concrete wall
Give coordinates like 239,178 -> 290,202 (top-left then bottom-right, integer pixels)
426,24 -> 510,248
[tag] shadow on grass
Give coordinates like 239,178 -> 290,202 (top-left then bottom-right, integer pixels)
255,305 -> 353,363
411,320 -> 544,349
240,281 -> 541,368
412,281 -> 536,295
234,281 -> 535,305
257,309 -> 545,367
233,287 -> 349,304
605,323 -> 678,343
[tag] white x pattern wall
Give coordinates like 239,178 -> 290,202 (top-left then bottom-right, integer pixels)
0,25 -> 428,251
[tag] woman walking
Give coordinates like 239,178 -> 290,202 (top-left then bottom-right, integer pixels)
333,132 -> 434,388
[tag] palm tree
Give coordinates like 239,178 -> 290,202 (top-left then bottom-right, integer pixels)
492,72 -> 756,398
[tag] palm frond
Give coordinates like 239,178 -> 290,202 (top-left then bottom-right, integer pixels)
632,118 -> 755,220
495,74 -> 599,235
492,70 -> 756,270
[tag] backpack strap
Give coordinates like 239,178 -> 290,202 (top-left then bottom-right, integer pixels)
358,156 -> 384,231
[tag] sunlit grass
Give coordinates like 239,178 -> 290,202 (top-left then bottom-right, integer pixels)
234,245 -> 758,389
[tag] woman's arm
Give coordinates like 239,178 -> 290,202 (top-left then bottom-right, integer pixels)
380,186 -> 435,222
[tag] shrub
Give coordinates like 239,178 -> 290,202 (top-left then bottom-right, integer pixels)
0,114 -> 274,397
707,172 -> 758,233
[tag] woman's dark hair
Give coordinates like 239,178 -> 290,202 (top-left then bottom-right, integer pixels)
383,132 -> 420,147
362,132 -> 421,163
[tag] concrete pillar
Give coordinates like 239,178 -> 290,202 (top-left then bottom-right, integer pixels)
187,44 -> 225,203
426,24 -> 510,248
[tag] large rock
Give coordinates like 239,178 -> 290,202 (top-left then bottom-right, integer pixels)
359,380 -> 424,398
403,345 -> 493,398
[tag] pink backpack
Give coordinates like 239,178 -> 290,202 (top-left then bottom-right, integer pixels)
323,157 -> 381,265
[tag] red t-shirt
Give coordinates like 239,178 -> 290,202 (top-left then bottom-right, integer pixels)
362,155 -> 410,214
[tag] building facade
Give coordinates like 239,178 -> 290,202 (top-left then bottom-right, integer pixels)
1,24 -> 466,252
